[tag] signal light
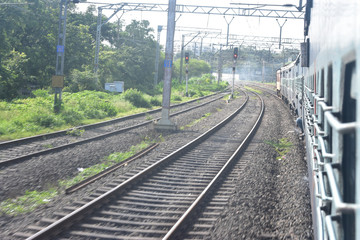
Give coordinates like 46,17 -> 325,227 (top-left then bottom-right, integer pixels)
185,52 -> 189,63
233,47 -> 238,60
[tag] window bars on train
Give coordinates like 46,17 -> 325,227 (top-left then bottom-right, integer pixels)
304,82 -> 359,240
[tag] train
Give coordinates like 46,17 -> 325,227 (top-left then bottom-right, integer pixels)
276,0 -> 359,239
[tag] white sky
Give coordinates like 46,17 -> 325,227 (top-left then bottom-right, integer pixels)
78,0 -> 304,50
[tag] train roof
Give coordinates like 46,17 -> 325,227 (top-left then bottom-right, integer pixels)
280,54 -> 301,72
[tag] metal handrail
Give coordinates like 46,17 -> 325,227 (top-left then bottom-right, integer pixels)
325,112 -> 357,134
325,164 -> 360,213
325,215 -> 338,240
317,136 -> 335,159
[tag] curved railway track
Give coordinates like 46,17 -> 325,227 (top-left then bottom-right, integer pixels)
14,89 -> 264,240
0,92 -> 228,168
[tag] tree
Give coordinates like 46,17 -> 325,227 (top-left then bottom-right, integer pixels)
0,50 -> 29,100
172,58 -> 211,79
67,67 -> 99,92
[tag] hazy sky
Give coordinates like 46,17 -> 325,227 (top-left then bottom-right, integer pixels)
78,0 -> 304,50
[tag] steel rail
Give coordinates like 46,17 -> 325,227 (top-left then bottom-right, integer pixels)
163,90 -> 264,239
0,93 -> 227,168
64,143 -> 159,194
24,92 -> 250,240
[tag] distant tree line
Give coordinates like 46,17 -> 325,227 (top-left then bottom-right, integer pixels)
0,0 -> 169,100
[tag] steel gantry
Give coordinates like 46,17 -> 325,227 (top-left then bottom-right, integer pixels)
93,2 -> 305,73
97,2 -> 305,19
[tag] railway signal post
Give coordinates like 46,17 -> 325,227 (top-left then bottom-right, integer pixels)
232,47 -> 238,98
185,52 -> 189,96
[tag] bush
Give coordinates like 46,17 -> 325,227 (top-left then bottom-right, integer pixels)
30,113 -> 64,128
32,89 -> 50,98
171,94 -> 182,102
61,109 -> 84,125
98,101 -> 117,117
123,89 -> 151,108
188,90 -> 197,97
150,97 -> 162,107
84,108 -> 107,119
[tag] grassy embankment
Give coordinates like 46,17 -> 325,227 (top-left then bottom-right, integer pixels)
0,79 -> 228,141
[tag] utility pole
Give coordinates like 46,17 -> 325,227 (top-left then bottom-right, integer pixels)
217,44 -> 223,84
154,25 -> 163,87
185,52 -> 189,96
52,0 -> 80,112
224,16 -> 234,46
94,5 -> 125,74
276,19 -> 287,49
52,0 -> 69,112
262,60 -> 265,83
155,0 -> 177,130
179,35 -> 185,84
179,32 -> 200,83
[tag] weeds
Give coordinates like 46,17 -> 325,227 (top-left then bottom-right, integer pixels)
244,86 -> 262,94
180,113 -> 211,130
0,189 -> 57,216
264,138 -> 293,160
66,128 -> 85,137
42,144 -> 53,149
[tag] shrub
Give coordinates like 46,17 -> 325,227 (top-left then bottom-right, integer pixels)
30,113 -> 65,128
188,90 -> 197,97
150,97 -> 162,107
197,90 -> 204,97
123,89 -> 151,108
99,101 -> 117,117
171,95 -> 182,102
32,89 -> 50,98
84,108 -> 107,119
61,109 -> 84,125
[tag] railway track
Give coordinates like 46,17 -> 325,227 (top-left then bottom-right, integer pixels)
14,89 -> 264,240
0,92 -> 228,168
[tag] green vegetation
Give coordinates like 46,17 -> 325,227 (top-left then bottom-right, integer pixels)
0,140 -> 156,216
0,189 -> 57,216
66,128 -> 85,137
0,79 -> 227,141
180,112 -> 212,130
244,86 -> 263,94
265,138 -> 293,160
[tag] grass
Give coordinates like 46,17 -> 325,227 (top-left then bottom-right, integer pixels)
0,139 -> 157,216
0,80 -> 228,141
244,86 -> 263,94
0,189 -> 57,216
59,140 -> 152,188
66,128 -> 85,137
180,113 -> 212,130
264,138 -> 293,160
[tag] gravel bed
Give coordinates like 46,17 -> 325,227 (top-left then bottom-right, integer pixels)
208,90 -> 313,239
0,89 -> 313,239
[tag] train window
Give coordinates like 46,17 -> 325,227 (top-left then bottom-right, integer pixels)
341,61 -> 356,239
326,65 -> 333,106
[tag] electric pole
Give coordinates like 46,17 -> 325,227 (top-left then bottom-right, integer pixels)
155,0 -> 177,130
154,25 -> 163,87
53,0 -> 69,112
